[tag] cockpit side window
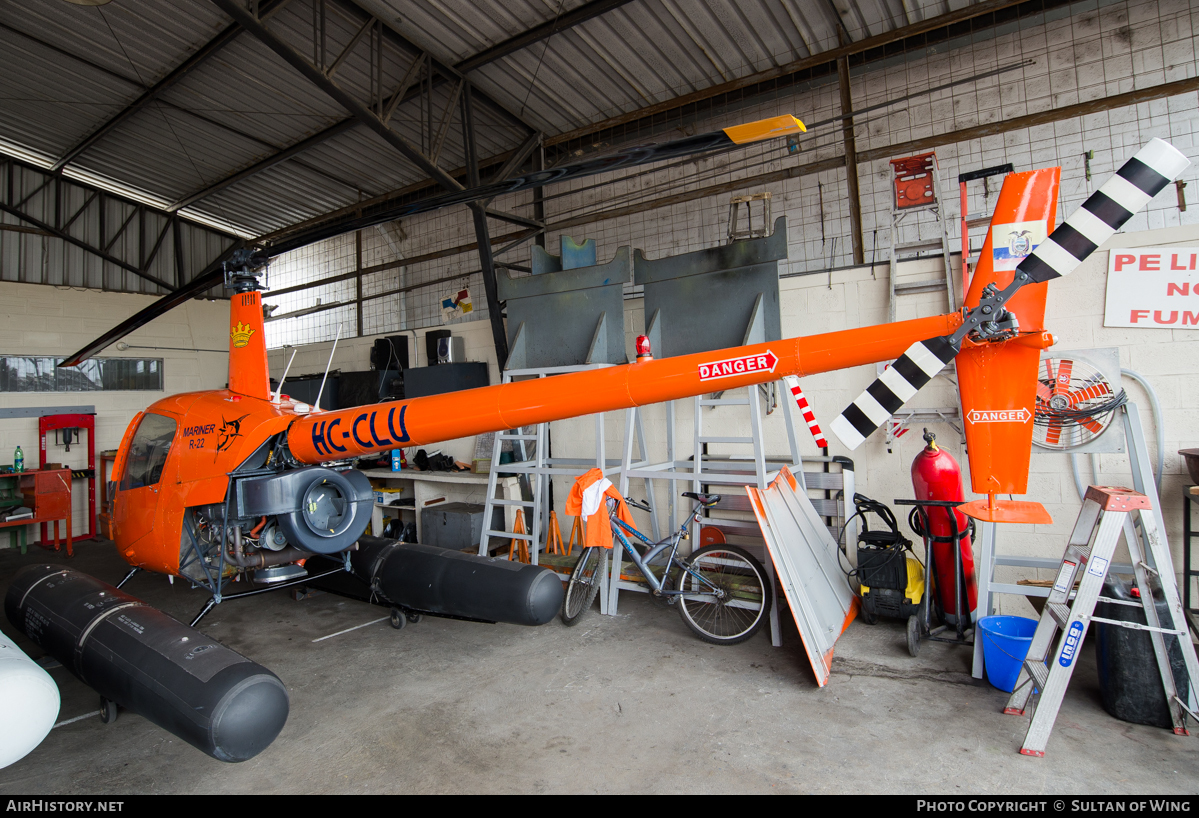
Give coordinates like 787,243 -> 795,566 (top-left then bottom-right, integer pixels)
121,413 -> 177,489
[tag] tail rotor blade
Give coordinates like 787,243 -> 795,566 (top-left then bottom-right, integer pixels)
830,336 -> 959,450
1018,138 -> 1190,284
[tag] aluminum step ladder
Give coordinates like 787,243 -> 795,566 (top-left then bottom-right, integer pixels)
478,364 -> 636,566
480,422 -> 543,560
612,384 -> 800,646
1002,485 -> 1199,757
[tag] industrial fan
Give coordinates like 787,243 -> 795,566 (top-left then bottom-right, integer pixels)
1033,350 -> 1127,451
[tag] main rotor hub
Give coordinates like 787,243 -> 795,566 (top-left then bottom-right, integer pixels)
223,248 -> 270,294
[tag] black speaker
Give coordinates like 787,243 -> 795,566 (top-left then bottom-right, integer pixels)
370,336 -> 409,371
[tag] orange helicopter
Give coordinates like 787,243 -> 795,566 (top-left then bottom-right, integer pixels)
6,117 -> 1184,766
50,121 -> 1189,625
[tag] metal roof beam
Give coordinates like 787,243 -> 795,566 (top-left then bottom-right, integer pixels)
338,0 -> 534,134
454,0 -> 636,74
169,121 -> 358,213
51,0 -> 291,173
211,0 -> 463,193
486,130 -> 541,186
2,21 -> 365,203
168,0 -> 609,216
0,199 -> 174,290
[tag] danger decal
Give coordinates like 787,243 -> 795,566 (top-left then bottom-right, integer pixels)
966,408 -> 1031,424
699,350 -> 778,382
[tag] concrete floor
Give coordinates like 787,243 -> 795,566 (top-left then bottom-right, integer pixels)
0,541 -> 1195,795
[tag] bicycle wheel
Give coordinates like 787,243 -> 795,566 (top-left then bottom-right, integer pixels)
675,544 -> 772,645
561,546 -> 604,626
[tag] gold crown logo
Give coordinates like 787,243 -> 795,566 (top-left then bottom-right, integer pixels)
230,321 -> 255,348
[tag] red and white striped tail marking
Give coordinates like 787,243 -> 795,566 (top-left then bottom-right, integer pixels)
783,376 -> 828,449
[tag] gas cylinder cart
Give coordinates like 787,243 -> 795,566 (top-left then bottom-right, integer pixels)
893,498 -> 975,657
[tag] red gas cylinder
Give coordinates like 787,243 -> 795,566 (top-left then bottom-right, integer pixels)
910,429 -> 977,625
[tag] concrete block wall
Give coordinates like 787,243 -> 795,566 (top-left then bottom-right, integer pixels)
0,281 -> 230,538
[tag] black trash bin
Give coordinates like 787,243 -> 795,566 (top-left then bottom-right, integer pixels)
1094,574 -> 1192,729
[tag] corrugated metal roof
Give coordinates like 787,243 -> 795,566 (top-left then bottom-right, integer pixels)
0,0 -> 977,241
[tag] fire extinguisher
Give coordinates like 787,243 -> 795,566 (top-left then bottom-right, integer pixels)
910,429 -> 977,625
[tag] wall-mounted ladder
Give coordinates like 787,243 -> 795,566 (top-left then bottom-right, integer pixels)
885,151 -> 962,446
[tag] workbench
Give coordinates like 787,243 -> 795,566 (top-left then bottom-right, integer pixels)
361,469 -> 520,545
0,468 -> 72,555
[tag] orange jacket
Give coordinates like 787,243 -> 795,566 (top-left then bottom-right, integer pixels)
564,468 -> 634,550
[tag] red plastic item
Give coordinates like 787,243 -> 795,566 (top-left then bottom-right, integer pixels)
911,433 -> 977,624
635,334 -> 653,362
890,153 -> 937,210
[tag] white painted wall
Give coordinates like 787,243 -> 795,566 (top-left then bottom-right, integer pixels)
0,282 -> 230,539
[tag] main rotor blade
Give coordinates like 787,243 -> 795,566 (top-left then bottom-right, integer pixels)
58,242 -> 243,367
266,115 -> 806,255
830,137 -> 1190,452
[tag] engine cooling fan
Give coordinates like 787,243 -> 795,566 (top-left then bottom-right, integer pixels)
1033,355 -> 1127,451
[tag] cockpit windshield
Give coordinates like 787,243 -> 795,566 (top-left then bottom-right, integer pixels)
121,413 -> 176,490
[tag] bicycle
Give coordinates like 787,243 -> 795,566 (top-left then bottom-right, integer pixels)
560,491 -> 773,645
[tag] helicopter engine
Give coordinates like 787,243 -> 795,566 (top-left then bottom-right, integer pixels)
181,466 -> 374,584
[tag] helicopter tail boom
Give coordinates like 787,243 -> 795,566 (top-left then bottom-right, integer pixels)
286,312 -> 962,465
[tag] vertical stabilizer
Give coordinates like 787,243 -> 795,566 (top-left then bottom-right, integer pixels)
228,290 -> 270,400
957,168 -> 1059,497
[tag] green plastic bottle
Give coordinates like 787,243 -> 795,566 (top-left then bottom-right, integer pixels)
14,445 -> 24,473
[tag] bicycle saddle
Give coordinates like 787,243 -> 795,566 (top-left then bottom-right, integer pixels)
682,491 -> 721,507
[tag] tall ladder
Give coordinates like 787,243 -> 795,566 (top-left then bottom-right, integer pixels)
885,151 -> 963,445
478,364 -> 625,564
1003,485 -> 1199,757
887,152 -> 956,321
957,163 -> 1013,302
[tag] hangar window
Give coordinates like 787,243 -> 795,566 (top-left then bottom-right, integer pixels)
0,356 -> 164,392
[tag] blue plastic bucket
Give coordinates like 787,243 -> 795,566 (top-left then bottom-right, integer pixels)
978,615 -> 1038,693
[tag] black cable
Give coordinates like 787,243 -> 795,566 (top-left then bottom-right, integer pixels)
1034,387 -> 1127,427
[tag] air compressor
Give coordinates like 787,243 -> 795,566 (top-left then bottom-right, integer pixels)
909,429 -> 977,626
